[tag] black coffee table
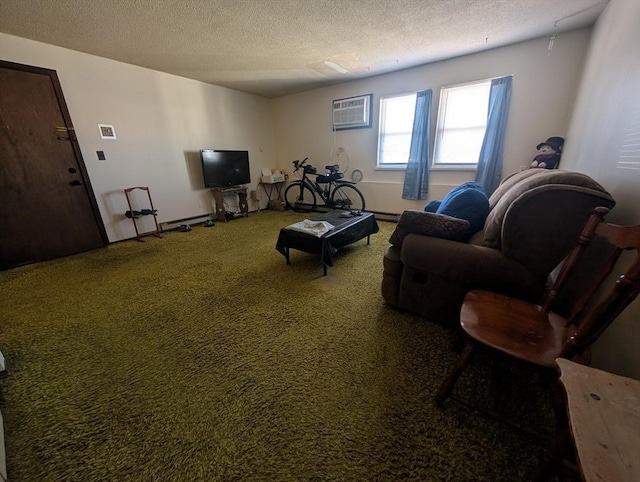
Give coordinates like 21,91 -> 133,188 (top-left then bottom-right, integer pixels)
276,211 -> 379,275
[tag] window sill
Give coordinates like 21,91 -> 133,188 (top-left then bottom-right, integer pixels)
430,165 -> 478,172
375,165 -> 478,172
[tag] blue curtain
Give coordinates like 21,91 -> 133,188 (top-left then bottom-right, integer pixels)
402,89 -> 432,200
475,76 -> 512,195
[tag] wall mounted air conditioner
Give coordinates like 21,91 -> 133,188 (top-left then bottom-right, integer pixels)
332,94 -> 372,130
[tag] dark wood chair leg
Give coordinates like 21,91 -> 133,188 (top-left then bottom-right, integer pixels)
489,361 -> 502,411
548,377 -> 568,432
449,328 -> 463,352
530,428 -> 578,482
435,341 -> 475,407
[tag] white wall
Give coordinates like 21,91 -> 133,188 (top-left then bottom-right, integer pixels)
0,34 -> 277,242
562,0 -> 640,380
272,29 -> 592,213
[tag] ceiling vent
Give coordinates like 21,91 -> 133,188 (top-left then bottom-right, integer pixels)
332,94 -> 372,130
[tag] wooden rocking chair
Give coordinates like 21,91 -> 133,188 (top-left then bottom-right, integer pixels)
434,206 -> 640,436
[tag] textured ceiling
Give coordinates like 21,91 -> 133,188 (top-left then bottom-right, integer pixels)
0,0 -> 608,98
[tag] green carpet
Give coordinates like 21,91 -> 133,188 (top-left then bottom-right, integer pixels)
0,210 -> 547,481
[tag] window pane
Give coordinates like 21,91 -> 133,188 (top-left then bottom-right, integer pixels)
381,133 -> 412,164
438,128 -> 486,164
378,94 -> 416,166
434,80 -> 491,166
384,95 -> 416,133
442,84 -> 490,128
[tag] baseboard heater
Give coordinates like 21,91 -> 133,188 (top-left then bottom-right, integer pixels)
371,211 -> 400,223
160,209 -> 398,232
312,206 -> 399,223
160,213 -> 214,231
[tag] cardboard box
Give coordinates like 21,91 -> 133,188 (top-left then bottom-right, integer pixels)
261,174 -> 285,183
260,168 -> 285,184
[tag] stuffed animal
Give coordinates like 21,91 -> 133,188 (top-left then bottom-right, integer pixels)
530,136 -> 564,169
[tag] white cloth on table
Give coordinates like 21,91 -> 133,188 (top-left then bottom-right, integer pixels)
285,220 -> 335,237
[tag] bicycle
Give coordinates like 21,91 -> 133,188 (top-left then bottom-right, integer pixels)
284,158 -> 365,213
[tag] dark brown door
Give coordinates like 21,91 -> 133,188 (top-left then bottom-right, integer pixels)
0,60 -> 107,270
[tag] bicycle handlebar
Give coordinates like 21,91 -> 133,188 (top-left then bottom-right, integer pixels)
292,157 -> 309,171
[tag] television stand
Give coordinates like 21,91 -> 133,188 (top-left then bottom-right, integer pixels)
212,187 -> 249,222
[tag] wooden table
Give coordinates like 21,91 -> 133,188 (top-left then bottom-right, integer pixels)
557,359 -> 640,482
275,211 -> 379,275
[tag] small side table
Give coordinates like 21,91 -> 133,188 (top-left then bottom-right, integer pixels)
259,181 -> 285,209
558,359 -> 639,482
536,359 -> 640,481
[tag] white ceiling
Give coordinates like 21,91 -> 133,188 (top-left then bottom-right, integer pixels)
0,0 -> 608,98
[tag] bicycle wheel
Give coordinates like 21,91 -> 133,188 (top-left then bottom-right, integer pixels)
331,183 -> 365,211
284,181 -> 317,212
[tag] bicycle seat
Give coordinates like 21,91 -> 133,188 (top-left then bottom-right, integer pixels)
325,164 -> 340,173
316,172 -> 343,183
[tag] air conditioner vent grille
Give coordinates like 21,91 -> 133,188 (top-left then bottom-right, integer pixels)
332,94 -> 372,130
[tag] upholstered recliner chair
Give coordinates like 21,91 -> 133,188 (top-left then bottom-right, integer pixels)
381,169 -> 616,326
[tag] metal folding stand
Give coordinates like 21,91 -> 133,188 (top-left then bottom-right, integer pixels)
124,186 -> 162,242
259,181 -> 285,210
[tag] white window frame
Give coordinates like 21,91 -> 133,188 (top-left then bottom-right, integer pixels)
376,92 -> 417,169
432,78 -> 492,170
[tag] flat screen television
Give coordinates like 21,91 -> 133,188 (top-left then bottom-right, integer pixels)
200,149 -> 251,189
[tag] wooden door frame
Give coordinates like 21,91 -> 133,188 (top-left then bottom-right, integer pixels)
1,59 -> 109,246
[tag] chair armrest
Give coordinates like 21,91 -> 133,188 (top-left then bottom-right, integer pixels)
400,234 -> 541,291
389,210 -> 470,247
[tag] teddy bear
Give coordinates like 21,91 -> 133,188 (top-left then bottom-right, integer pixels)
530,136 -> 564,169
